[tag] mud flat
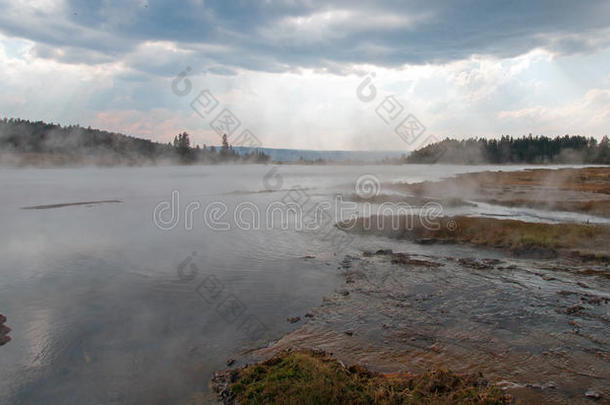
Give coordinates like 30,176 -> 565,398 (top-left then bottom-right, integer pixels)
218,248 -> 609,404
389,167 -> 610,217
208,168 -> 610,404
208,222 -> 609,403
210,219 -> 608,402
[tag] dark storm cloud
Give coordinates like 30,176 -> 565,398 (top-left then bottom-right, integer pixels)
1,0 -> 609,74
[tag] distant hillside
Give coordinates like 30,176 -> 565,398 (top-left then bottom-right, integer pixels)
0,117 -> 408,166
406,135 -> 610,164
232,146 -> 408,163
0,118 -> 172,166
0,118 -> 268,166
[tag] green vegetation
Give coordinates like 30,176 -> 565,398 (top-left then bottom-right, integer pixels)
406,135 -> 610,164
0,117 -> 269,166
228,350 -> 508,404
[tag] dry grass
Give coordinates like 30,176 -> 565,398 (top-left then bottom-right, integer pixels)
339,216 -> 610,259
410,167 -> 610,194
395,167 -> 610,217
228,350 -> 509,404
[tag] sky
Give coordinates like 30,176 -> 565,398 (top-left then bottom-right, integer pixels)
0,0 -> 609,151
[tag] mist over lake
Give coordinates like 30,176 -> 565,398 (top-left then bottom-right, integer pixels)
2,1 -> 610,403
1,163 -> 608,403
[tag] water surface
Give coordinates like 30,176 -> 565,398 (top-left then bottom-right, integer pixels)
0,163 -> 601,404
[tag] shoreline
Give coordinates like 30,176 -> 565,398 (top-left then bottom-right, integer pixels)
210,247 -> 609,403
388,167 -> 610,218
207,166 -> 610,404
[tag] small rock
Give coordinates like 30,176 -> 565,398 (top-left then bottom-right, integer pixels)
428,343 -> 442,352
584,295 -> 607,305
287,316 -> 301,324
341,256 -> 353,267
458,257 -> 495,270
336,288 -> 349,296
0,314 -> 10,346
496,380 -> 522,390
304,312 -> 314,318
416,238 -> 437,245
565,304 -> 584,314
585,389 -> 601,400
344,330 -> 354,336
226,359 -> 235,367
557,290 -> 575,296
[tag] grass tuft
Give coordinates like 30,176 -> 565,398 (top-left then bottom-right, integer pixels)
228,350 -> 509,404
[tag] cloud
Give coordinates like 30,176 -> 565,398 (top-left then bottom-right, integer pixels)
497,88 -> 610,135
1,0 -> 609,74
258,8 -> 428,46
0,1 -> 609,150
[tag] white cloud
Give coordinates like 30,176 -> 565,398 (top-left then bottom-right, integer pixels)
497,88 -> 610,135
259,8 -> 428,45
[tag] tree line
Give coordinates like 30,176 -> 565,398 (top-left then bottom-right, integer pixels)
405,134 -> 610,164
0,117 -> 269,166
171,132 -> 268,163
